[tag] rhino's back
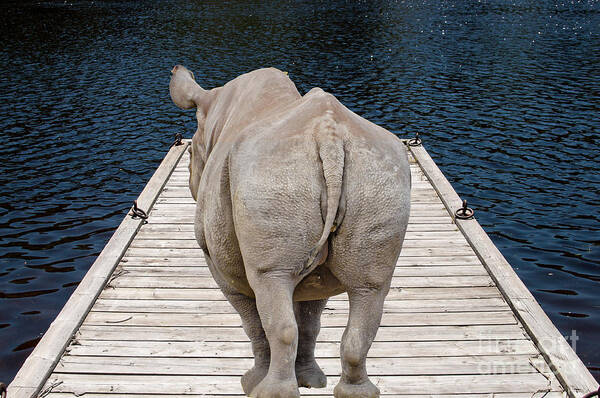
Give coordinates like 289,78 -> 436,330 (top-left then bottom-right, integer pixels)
229,87 -> 410,205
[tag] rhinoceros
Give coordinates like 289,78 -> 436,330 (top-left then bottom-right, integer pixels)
169,65 -> 411,398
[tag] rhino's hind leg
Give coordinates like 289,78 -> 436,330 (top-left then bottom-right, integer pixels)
220,291 -> 270,395
228,294 -> 270,394
248,276 -> 300,398
294,299 -> 327,388
333,287 -> 388,398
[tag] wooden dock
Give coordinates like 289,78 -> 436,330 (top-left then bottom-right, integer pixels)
9,140 -> 598,397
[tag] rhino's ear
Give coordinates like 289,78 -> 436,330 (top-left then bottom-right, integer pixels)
169,65 -> 204,110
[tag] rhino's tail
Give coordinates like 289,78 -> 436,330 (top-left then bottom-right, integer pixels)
299,111 -> 345,276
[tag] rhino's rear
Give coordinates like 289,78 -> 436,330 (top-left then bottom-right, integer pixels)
228,89 -> 411,294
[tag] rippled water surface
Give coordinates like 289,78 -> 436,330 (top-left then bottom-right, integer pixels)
1,0 -> 598,384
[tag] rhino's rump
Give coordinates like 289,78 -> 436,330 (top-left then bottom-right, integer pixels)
218,93 -> 409,295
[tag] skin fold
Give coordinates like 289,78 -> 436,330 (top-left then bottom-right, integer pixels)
170,65 -> 411,398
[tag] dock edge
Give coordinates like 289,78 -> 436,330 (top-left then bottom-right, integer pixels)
408,143 -> 599,398
8,141 -> 190,397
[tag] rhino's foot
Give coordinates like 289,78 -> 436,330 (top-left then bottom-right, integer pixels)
296,361 -> 327,388
249,375 -> 300,398
333,379 -> 380,398
241,365 -> 268,396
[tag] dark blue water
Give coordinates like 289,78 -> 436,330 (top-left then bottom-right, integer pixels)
0,0 -> 598,385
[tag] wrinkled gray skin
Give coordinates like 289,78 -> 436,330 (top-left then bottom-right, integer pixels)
169,65 -> 411,398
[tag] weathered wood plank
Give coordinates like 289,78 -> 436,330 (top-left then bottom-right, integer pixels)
134,222 -> 462,232
118,254 -> 482,266
150,208 -> 452,218
98,286 -> 502,301
122,246 -> 476,258
41,373 -> 561,395
116,265 -> 488,277
161,194 -> 474,207
128,238 -> 471,249
105,275 -> 495,289
155,197 -> 196,204
134,230 -> 468,241
55,354 -> 551,376
169,167 -> 424,174
143,215 -> 455,225
91,297 -> 506,314
156,189 -> 443,201
64,339 -> 537,358
162,179 -> 431,188
156,189 -> 442,201
149,201 -> 447,211
75,324 -> 526,342
82,311 -> 515,327
396,256 -> 482,265
160,185 -> 440,193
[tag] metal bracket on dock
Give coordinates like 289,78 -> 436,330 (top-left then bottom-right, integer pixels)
455,199 -> 475,220
406,132 -> 422,147
171,132 -> 183,147
130,200 -> 148,224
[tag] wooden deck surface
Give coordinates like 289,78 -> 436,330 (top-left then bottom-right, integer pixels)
9,140 -> 598,397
